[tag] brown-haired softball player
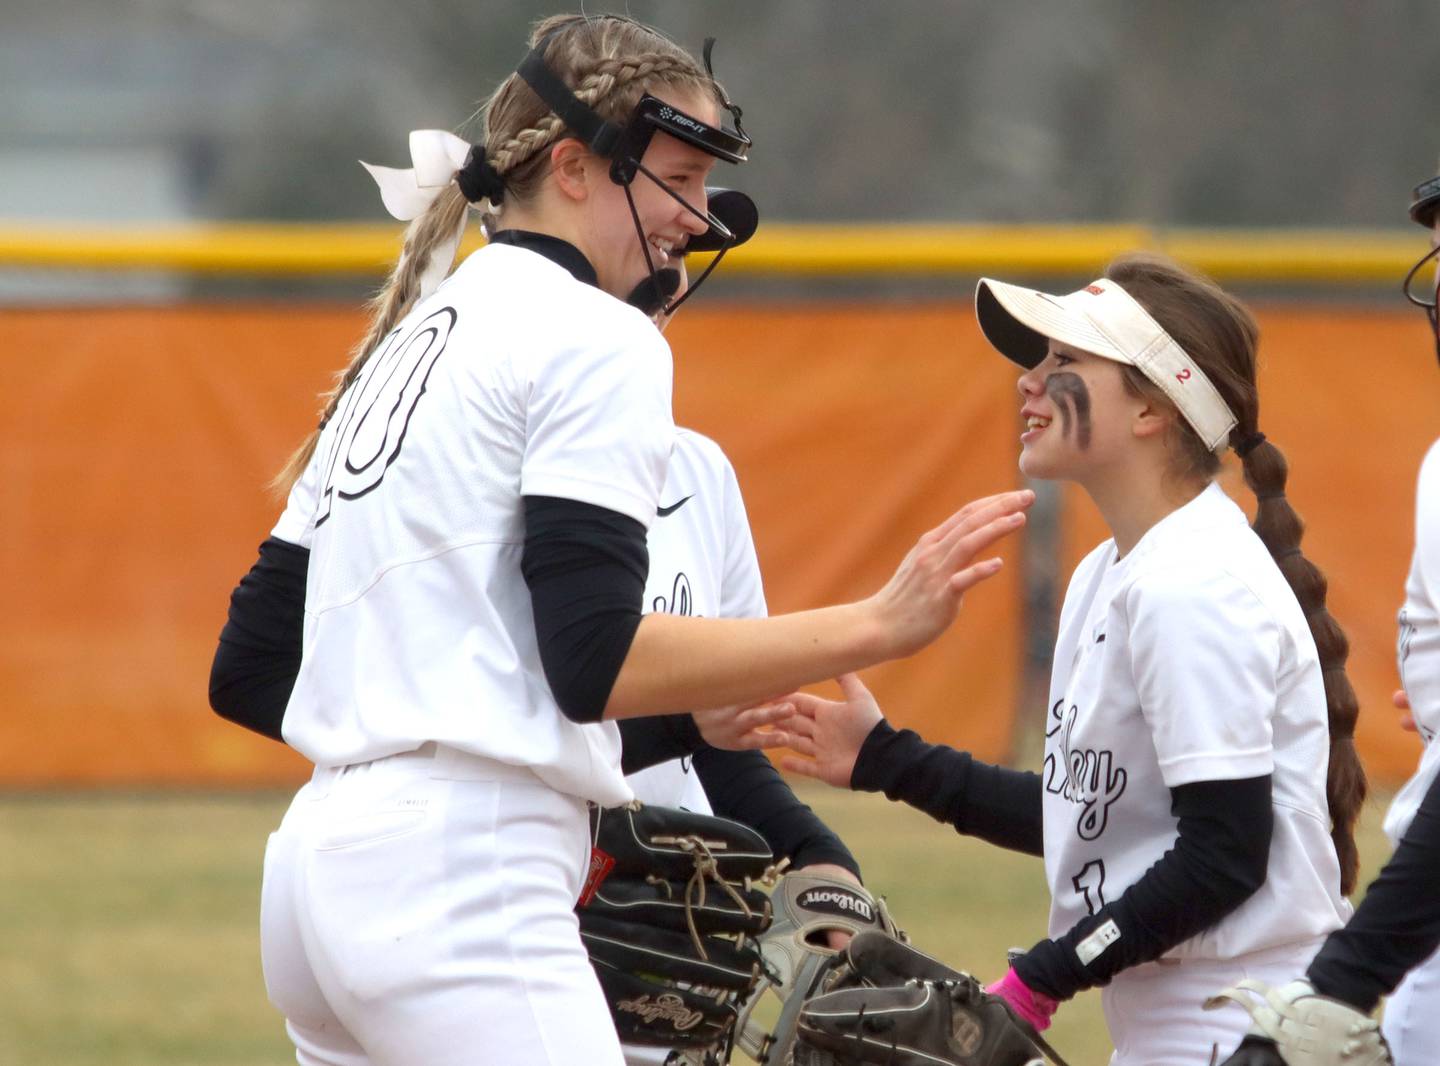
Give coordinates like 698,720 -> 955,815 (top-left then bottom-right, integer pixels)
1206,173 -> 1440,1066
212,14 -> 1030,1066
777,253 -> 1359,1065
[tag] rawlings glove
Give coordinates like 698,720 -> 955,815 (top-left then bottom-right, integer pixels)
734,872 -> 903,1065
1205,980 -> 1392,1066
577,801 -> 782,1061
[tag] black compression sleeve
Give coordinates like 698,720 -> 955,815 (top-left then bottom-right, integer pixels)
617,715 -> 705,774
850,720 -> 1043,856
208,537 -> 309,743
693,746 -> 862,879
1307,771 -> 1440,1012
522,496 -> 649,723
1014,775 -> 1272,1001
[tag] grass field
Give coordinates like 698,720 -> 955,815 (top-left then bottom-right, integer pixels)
0,785 -> 1396,1066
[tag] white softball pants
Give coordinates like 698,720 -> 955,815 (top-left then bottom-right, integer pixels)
259,743 -> 625,1066
1100,939 -> 1325,1066
1382,943 -> 1440,1065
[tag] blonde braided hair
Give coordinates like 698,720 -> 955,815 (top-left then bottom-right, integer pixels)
273,15 -> 718,494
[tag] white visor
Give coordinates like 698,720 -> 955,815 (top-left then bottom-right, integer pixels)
975,277 -> 1239,451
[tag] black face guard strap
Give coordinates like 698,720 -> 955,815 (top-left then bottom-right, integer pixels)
516,40 -> 623,157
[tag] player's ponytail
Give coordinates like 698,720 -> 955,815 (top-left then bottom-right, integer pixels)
1231,429 -> 1365,895
271,185 -> 470,493
274,13 -> 720,494
1105,252 -> 1366,895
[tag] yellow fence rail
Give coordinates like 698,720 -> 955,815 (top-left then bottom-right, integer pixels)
0,221 -> 1423,283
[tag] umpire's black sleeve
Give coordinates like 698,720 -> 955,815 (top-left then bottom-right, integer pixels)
1307,770 -> 1440,1012
522,496 -> 650,723
693,746 -> 862,880
850,719 -> 1044,856
208,536 -> 309,742
1014,775 -> 1272,1001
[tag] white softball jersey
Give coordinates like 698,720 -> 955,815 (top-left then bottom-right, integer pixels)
1385,437 -> 1440,845
278,241 -> 675,808
625,428 -> 768,814
1044,482 -> 1348,961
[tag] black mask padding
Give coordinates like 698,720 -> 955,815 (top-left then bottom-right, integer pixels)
687,188 -> 758,253
625,268 -> 683,315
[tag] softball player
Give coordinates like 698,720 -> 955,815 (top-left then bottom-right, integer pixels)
778,253 -> 1359,1066
619,427 -> 862,1066
1209,173 -> 1440,1066
214,15 -> 1029,1065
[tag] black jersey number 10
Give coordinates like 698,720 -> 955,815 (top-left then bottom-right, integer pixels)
316,307 -> 457,526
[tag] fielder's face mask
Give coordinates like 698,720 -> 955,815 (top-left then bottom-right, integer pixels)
1404,174 -> 1440,366
517,35 -> 752,315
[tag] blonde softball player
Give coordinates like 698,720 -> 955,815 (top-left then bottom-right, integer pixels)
212,14 -> 1029,1066
778,253 -> 1360,1066
1206,174 -> 1440,1066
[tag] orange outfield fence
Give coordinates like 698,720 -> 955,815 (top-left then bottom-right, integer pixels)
0,302 -> 1430,787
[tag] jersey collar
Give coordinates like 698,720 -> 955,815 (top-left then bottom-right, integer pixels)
487,230 -> 599,288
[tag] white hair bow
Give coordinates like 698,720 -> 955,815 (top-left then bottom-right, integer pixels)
360,130 -> 477,300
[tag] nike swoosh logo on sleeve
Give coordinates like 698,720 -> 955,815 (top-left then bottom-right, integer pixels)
656,495 -> 693,517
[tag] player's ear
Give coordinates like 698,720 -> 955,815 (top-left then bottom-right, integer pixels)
1131,398 -> 1174,441
549,139 -> 594,202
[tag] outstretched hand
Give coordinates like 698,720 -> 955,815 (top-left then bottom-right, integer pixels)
868,489 -> 1033,660
775,673 -> 884,789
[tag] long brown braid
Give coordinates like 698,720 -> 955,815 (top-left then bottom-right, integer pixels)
1106,252 -> 1366,895
273,14 -> 720,493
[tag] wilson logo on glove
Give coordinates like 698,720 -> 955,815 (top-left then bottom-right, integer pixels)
615,992 -> 705,1032
796,887 -> 876,922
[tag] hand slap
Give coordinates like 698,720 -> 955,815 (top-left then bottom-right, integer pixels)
777,673 -> 883,789
693,698 -> 795,752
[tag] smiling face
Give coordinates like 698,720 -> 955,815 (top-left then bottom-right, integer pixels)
575,88 -> 719,303
1015,340 -> 1151,484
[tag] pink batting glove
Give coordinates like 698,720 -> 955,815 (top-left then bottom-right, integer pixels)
985,967 -> 1058,1032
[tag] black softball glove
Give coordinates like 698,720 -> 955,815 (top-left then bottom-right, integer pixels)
792,932 -> 1071,1066
577,801 -> 782,1061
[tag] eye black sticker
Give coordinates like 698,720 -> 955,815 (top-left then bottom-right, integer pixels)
1045,372 -> 1092,449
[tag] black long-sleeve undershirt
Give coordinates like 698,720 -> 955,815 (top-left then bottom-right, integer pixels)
209,536 -> 308,741
1307,770 -> 1440,1012
850,720 -> 1043,855
693,745 -> 859,877
520,496 -> 649,723
850,720 -> 1273,1000
618,714 -> 705,773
